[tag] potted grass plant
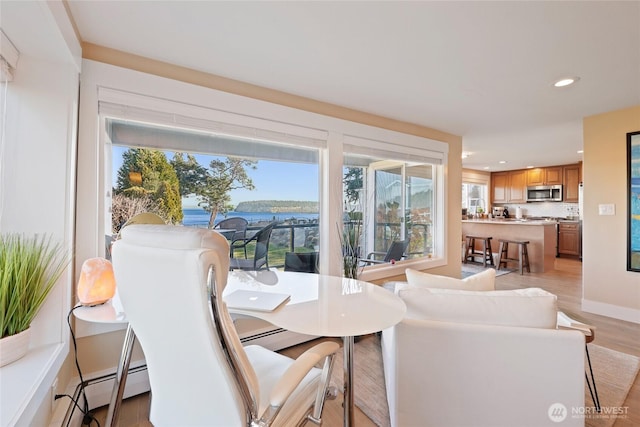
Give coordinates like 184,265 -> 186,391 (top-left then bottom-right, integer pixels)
339,219 -> 363,279
0,233 -> 69,367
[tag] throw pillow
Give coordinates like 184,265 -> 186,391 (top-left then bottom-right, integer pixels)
403,268 -> 496,292
399,287 -> 558,329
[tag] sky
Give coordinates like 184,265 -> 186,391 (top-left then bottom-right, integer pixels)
112,146 -> 319,208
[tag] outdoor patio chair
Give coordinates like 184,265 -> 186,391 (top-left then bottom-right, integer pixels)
230,222 -> 277,271
214,217 -> 249,257
361,239 -> 410,265
284,251 -> 319,273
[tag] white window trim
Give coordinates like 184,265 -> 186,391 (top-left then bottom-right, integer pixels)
98,87 -> 329,144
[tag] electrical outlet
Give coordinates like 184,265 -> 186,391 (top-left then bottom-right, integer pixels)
51,377 -> 59,412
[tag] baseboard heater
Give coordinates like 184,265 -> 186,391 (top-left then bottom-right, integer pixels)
233,315 -> 317,351
238,326 -> 317,350
59,318 -> 315,426
59,364 -> 150,427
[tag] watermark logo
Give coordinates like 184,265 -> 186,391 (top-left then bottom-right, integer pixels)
548,403 -> 567,423
572,406 -> 628,420
547,404 -> 629,422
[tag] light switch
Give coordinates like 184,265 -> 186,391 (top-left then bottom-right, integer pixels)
598,204 -> 615,215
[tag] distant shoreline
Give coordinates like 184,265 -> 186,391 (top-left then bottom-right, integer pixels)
182,208 -> 319,227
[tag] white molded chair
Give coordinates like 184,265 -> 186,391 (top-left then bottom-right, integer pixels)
112,224 -> 338,426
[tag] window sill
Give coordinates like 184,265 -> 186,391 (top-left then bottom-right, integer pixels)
0,342 -> 65,426
359,256 -> 446,282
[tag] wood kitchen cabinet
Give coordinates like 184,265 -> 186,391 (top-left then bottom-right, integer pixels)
563,164 -> 581,202
491,172 -> 509,203
491,170 -> 527,203
527,166 -> 563,186
508,170 -> 527,202
527,168 -> 544,186
558,222 -> 581,257
494,163 -> 581,205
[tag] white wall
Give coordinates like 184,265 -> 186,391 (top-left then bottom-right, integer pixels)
582,106 -> 640,323
0,1 -> 80,425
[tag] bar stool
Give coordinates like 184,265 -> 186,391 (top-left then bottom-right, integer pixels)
497,239 -> 531,274
464,236 -> 494,267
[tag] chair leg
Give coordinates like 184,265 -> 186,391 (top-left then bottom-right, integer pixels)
307,351 -> 338,425
585,345 -> 601,412
522,243 -> 531,273
485,238 -> 494,267
480,239 -> 487,267
464,237 -> 473,263
518,244 -> 524,275
497,241 -> 507,270
470,237 -> 476,263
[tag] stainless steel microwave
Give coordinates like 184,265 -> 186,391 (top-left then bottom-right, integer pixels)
526,185 -> 563,202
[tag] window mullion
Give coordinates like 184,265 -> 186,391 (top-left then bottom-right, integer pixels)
320,132 -> 344,277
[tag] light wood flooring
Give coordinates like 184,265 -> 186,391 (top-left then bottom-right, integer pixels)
89,258 -> 638,427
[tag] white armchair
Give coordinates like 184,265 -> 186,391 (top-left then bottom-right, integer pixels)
382,270 -> 585,427
112,224 -> 339,426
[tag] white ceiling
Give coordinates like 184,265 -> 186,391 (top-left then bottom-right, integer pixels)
62,1 -> 639,171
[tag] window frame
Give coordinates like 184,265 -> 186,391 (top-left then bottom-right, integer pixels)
462,169 -> 491,216
77,61 -> 449,307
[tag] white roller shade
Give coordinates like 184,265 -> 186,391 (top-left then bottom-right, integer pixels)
343,135 -> 444,165
107,119 -> 319,163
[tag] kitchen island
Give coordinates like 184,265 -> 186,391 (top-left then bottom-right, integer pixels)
462,219 -> 557,273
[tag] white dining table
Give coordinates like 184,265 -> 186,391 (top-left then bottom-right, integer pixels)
74,270 -> 406,427
225,270 -> 407,427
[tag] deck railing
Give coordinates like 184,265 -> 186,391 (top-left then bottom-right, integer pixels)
183,221 -> 431,269
242,222 -> 319,269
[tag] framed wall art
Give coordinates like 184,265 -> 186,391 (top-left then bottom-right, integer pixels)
628,131 -> 640,272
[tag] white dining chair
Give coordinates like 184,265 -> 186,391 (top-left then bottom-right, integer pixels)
112,224 -> 338,426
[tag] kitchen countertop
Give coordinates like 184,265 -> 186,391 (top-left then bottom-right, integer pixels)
462,218 -> 580,225
463,218 -> 556,225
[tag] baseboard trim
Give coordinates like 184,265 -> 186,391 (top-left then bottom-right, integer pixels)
582,299 -> 640,324
52,362 -> 150,427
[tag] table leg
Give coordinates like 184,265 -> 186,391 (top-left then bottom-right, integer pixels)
105,324 -> 137,427
343,336 -> 354,427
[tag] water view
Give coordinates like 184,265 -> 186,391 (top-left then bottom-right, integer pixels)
182,208 -> 319,227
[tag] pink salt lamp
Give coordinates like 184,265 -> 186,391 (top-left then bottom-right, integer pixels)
77,257 -> 116,306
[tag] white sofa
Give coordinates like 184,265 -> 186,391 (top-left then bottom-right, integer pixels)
381,269 -> 585,427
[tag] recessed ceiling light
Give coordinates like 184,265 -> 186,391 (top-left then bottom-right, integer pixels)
554,77 -> 580,87
483,166 -> 491,170
461,151 -> 471,159
499,160 -> 507,164
577,150 -> 583,154
527,165 -> 535,169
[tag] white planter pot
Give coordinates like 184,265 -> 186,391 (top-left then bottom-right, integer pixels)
0,328 -> 31,367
